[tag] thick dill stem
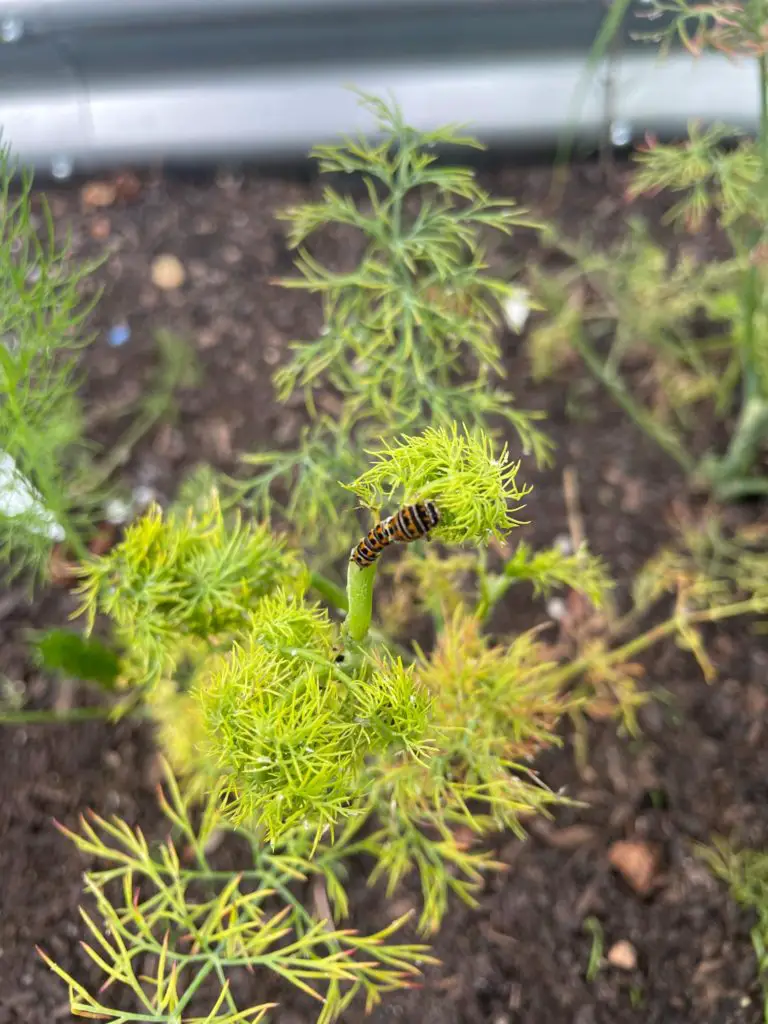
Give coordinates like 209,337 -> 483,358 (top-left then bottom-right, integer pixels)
344,558 -> 377,643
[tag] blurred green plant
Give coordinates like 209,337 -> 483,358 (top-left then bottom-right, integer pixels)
0,142 -> 198,581
0,144 -> 102,575
698,837 -> 768,1022
529,0 -> 768,500
239,93 -> 552,558
31,627 -> 121,689
75,490 -> 305,694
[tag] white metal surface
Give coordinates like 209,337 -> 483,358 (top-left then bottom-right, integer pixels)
614,51 -> 758,134
0,0 -> 592,31
0,53 -> 608,172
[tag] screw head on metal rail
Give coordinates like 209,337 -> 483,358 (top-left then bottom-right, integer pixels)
609,120 -> 632,147
51,156 -> 74,180
1,16 -> 23,42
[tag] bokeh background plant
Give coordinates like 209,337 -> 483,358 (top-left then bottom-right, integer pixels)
528,0 -> 768,500
0,143 -> 196,583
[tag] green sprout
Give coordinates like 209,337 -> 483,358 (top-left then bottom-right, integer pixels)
583,916 -> 605,982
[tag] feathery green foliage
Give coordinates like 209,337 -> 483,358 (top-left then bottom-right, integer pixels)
239,93 -> 552,556
40,766 -> 434,1024
349,424 -> 530,544
76,491 -> 305,689
198,637 -> 367,840
0,144 -> 200,583
528,219 -> 741,476
39,419 -> 768,1017
0,144 -> 102,575
30,81 -> 768,1020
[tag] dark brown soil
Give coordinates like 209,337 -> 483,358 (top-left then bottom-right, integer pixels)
1,158 -> 766,1024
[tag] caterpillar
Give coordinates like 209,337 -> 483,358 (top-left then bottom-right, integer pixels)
351,500 -> 440,569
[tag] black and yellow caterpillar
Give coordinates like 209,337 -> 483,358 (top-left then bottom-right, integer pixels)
351,501 -> 440,569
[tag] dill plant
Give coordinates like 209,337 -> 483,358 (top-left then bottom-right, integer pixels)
0,144 -> 102,573
240,93 -> 553,558
0,146 -> 196,584
528,0 -> 768,500
42,425 -> 621,1019
36,423 -> 768,1019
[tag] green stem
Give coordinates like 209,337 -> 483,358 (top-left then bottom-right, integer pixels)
344,559 -> 377,643
711,474 -> 768,501
309,571 -> 348,612
571,326 -> 695,473
0,705 -> 119,725
760,52 -> 768,170
75,402 -> 172,496
550,596 -> 765,691
716,53 -> 768,486
707,398 -> 768,495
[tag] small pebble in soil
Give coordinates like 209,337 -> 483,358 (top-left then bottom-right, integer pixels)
81,181 -> 117,208
608,838 -> 662,896
197,328 -> 219,350
107,322 -> 131,347
151,253 -> 186,290
89,216 -> 111,240
114,170 -> 142,201
607,939 -> 638,970
553,532 -> 573,554
104,498 -> 131,525
132,485 -> 157,509
220,244 -> 242,265
547,596 -> 567,621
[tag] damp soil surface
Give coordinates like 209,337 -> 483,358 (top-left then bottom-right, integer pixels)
1,157 -> 767,1024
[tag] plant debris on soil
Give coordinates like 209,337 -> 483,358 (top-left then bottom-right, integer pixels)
1,157 -> 767,1024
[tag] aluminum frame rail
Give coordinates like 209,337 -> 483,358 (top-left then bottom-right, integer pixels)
0,0 -> 758,176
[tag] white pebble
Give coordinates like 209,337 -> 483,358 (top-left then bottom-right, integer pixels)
546,597 -> 567,621
501,287 -> 532,332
